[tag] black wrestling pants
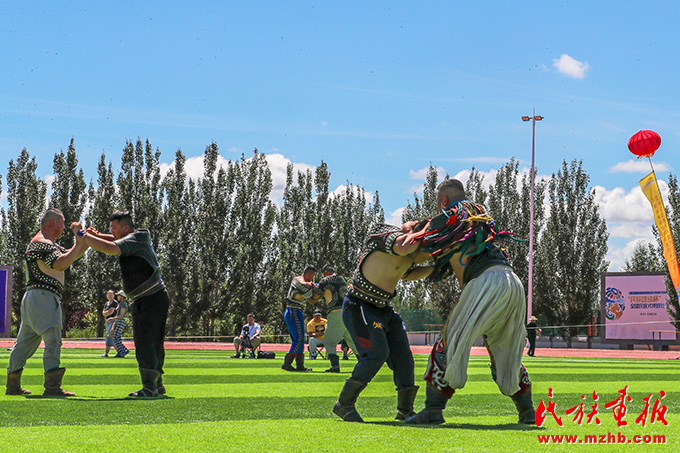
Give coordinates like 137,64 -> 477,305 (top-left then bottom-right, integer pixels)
132,289 -> 169,373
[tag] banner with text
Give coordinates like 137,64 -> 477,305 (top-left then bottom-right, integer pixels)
639,172 -> 680,298
602,273 -> 675,340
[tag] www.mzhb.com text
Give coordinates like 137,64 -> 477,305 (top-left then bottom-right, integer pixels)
537,432 -> 666,445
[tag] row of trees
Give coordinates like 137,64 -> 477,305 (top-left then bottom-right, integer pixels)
0,139 -> 384,338
0,138 -> 677,343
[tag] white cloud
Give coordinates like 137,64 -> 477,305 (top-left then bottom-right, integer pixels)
592,184 -> 663,225
385,207 -> 405,226
0,190 -> 7,201
593,184 -> 662,271
553,54 -> 590,79
44,174 -> 56,192
264,153 -> 317,203
409,166 -> 447,180
607,238 -> 657,272
329,184 -> 374,205
609,160 -> 670,173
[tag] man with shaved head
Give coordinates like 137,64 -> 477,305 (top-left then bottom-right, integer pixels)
6,208 -> 88,396
406,179 -> 536,425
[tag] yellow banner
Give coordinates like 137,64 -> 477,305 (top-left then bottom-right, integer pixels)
640,172 -> 680,296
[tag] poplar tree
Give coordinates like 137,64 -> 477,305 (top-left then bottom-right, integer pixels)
49,139 -> 88,326
159,149 -> 195,336
225,150 -> 277,330
84,152 -> 121,336
195,142 -> 235,335
273,164 -> 315,331
117,138 -> 163,246
622,242 -> 664,273
533,159 -> 609,345
399,165 -> 461,319
486,158 -> 547,299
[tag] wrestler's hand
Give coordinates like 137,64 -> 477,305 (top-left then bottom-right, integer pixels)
85,226 -> 100,237
70,222 -> 83,235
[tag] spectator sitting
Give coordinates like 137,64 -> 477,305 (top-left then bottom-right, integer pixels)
232,314 -> 261,358
307,309 -> 327,359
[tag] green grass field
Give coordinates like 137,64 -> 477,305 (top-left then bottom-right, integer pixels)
0,348 -> 677,452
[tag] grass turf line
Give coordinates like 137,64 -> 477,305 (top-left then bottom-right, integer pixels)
0,349 -> 677,452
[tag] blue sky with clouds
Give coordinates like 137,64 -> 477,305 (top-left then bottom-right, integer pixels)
2,1 -> 680,270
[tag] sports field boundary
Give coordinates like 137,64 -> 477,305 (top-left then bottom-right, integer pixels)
1,339 -> 677,360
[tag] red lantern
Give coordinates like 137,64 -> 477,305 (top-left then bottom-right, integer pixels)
628,130 -> 661,159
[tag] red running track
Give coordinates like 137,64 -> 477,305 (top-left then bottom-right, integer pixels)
1,340 -> 677,360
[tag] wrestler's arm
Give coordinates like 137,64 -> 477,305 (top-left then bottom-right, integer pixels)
401,266 -> 434,281
392,220 -> 431,256
51,232 -> 90,271
83,233 -> 121,256
392,233 -> 421,256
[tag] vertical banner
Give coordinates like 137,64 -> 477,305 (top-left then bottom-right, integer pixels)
0,266 -> 12,337
639,172 -> 680,298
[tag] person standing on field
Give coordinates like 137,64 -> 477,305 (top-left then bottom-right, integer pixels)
81,210 -> 169,398
6,208 -> 88,397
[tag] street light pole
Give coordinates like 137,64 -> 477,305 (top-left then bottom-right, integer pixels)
521,110 -> 543,323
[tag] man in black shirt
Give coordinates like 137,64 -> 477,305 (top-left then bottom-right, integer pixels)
82,210 -> 169,398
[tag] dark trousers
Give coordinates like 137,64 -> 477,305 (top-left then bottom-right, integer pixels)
527,336 -> 536,356
342,295 -> 414,390
132,289 -> 169,373
284,307 -> 305,355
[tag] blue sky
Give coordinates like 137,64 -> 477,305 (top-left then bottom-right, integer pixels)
2,1 -> 680,270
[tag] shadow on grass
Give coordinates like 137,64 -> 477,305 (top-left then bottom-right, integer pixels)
0,395 -> 529,428
24,394 -> 175,401
368,420 -> 542,431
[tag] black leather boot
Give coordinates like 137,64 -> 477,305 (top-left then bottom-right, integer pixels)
395,385 -> 419,420
325,353 -> 341,373
295,354 -> 312,372
128,368 -> 160,398
333,378 -> 367,422
281,353 -> 296,371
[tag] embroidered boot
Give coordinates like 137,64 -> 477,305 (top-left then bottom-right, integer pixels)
511,386 -> 536,424
333,378 -> 367,422
405,385 -> 447,425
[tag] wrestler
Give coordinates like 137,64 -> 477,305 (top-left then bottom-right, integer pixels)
333,221 -> 433,423
6,208 -> 88,396
81,210 -> 169,398
406,179 -> 536,425
282,265 -> 321,372
315,264 -> 355,373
